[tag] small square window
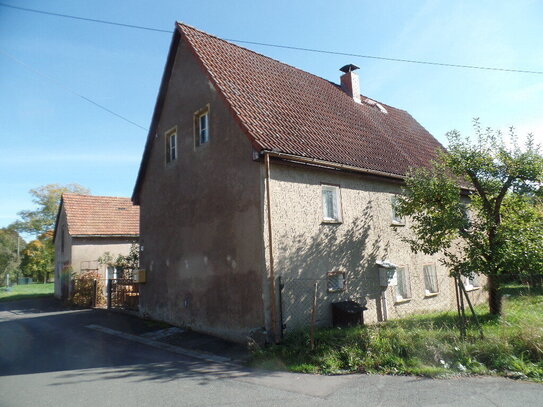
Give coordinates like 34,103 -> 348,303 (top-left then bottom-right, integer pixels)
322,184 -> 342,222
391,196 -> 405,225
395,266 -> 412,301
165,127 -> 177,164
423,264 -> 439,296
195,107 -> 210,146
464,274 -> 480,291
327,271 -> 346,292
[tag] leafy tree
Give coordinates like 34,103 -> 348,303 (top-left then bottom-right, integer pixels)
20,231 -> 55,284
14,184 -> 90,237
98,243 -> 139,279
0,227 -> 25,286
397,120 -> 543,315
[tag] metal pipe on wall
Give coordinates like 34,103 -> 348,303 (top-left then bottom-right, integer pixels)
264,153 -> 279,343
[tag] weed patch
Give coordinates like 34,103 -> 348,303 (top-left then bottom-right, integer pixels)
251,285 -> 543,381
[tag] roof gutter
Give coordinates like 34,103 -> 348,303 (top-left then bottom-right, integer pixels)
261,151 -> 406,181
261,150 -> 474,195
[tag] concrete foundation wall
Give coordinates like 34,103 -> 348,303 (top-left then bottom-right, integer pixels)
265,162 -> 487,333
137,38 -> 266,343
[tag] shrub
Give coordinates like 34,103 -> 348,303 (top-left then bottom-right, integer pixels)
70,271 -> 105,307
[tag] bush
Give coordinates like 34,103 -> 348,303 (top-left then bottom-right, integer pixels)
70,271 -> 105,307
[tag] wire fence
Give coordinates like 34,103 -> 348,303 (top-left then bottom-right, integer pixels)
278,273 -> 543,336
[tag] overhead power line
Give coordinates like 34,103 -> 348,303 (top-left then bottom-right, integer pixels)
0,49 -> 148,132
1,2 -> 542,75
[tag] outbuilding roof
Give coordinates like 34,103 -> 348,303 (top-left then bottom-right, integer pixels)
60,194 -> 139,237
133,23 -> 444,201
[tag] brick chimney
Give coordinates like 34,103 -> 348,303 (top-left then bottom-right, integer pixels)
340,64 -> 361,104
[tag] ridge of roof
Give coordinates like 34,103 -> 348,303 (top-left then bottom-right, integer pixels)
177,22 -> 412,119
176,22 -> 341,88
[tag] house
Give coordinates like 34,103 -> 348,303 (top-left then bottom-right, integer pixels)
132,23 -> 486,343
53,194 -> 139,299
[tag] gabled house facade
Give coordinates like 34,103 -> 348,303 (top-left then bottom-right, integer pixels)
133,23 -> 486,343
54,194 -> 139,299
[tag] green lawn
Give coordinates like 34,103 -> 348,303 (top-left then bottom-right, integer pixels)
0,283 -> 54,302
251,284 -> 543,381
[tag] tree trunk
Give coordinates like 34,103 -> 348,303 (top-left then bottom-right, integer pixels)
487,274 -> 502,315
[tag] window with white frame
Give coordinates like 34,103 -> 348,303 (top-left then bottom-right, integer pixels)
322,184 -> 342,222
391,196 -> 405,225
464,274 -> 481,291
327,271 -> 346,292
195,107 -> 209,146
395,266 -> 412,301
107,266 -> 117,280
165,127 -> 177,163
423,264 -> 439,295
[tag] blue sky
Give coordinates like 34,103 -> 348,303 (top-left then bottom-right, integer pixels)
1,0 -> 542,232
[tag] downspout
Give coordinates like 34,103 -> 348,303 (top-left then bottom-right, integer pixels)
264,152 -> 279,343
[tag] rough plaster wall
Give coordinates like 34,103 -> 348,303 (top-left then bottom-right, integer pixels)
265,163 -> 488,333
138,38 -> 265,343
53,208 -> 72,298
71,238 -> 135,276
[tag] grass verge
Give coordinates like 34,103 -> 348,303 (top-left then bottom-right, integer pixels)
0,283 -> 54,302
251,285 -> 543,381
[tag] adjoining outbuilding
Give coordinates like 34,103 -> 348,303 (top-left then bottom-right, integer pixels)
53,193 -> 139,300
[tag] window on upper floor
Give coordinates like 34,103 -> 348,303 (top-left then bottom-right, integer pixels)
195,106 -> 210,147
395,265 -> 412,301
391,196 -> 405,225
423,264 -> 439,296
165,127 -> 177,164
61,229 -> 65,253
322,184 -> 342,223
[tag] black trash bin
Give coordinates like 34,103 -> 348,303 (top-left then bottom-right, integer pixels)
331,301 -> 367,327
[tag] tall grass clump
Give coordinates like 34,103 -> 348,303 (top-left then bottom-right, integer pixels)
251,285 -> 543,381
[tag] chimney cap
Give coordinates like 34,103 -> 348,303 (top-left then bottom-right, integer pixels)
340,64 -> 360,73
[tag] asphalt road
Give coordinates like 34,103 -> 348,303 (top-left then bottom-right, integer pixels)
1,297 -> 542,407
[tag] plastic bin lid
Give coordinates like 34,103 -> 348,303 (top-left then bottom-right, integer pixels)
332,300 -> 367,313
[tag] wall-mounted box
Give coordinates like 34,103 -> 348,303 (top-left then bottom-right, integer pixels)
133,269 -> 146,283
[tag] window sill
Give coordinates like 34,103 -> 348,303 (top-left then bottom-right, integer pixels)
465,286 -> 481,292
322,219 -> 342,225
424,292 -> 439,298
394,298 -> 411,304
327,289 -> 346,294
391,221 -> 405,227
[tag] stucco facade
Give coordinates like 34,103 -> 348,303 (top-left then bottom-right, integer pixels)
137,38 -> 265,342
265,162 -> 487,334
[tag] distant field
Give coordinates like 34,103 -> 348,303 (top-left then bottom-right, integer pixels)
0,283 -> 54,302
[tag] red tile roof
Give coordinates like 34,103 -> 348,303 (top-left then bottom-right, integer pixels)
61,194 -> 139,236
133,23 -> 444,201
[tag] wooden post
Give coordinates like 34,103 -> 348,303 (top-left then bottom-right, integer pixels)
92,279 -> 97,308
310,282 -> 318,350
457,278 -> 467,339
459,280 -> 484,339
107,279 -> 112,310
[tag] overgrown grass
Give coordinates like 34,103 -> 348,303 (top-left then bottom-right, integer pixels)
251,285 -> 543,381
0,283 -> 54,302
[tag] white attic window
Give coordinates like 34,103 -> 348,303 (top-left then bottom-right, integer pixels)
364,98 -> 388,114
